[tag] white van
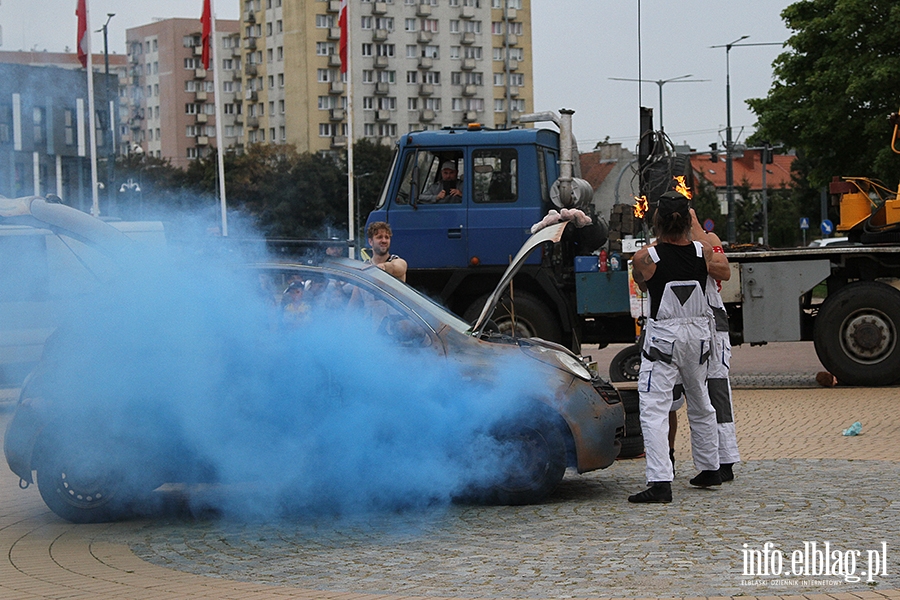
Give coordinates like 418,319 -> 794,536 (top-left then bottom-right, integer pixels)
0,196 -> 165,384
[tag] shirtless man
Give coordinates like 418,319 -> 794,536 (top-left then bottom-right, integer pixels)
365,221 -> 408,282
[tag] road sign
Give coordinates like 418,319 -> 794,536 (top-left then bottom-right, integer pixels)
703,218 -> 714,232
821,219 -> 834,235
800,217 -> 810,230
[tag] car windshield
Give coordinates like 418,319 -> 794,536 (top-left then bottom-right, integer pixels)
350,260 -> 473,333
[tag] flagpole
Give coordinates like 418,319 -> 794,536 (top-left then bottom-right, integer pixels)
209,0 -> 228,236
344,0 -> 355,259
83,2 -> 100,217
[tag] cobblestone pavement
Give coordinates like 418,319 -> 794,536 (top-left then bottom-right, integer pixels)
2,385 -> 899,600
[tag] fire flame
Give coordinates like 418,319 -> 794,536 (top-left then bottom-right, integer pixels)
633,195 -> 648,219
674,175 -> 693,200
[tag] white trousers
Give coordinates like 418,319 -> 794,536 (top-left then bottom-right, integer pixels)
708,329 -> 740,464
639,317 -> 719,482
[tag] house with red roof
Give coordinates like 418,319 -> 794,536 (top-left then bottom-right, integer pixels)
690,148 -> 795,210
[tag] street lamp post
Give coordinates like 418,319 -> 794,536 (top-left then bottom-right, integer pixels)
710,36 -> 782,244
711,35 -> 748,244
609,74 -> 709,132
98,13 -> 115,215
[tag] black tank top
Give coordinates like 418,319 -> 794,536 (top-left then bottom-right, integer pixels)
646,242 -> 708,319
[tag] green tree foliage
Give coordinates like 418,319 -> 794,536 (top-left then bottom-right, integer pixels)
748,0 -> 900,190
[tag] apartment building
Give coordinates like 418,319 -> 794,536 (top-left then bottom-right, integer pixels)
239,0 -> 532,154
124,18 -> 240,169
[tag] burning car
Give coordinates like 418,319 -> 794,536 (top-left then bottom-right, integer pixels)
4,208 -> 624,523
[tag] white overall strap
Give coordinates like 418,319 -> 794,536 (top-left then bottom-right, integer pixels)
648,246 -> 661,263
693,240 -> 704,257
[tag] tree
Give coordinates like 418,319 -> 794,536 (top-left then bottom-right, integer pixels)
747,0 -> 900,191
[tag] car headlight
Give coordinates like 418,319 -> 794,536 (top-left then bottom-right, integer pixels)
524,345 -> 593,381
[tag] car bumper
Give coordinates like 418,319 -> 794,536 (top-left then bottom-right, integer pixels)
3,395 -> 46,484
558,379 -> 625,473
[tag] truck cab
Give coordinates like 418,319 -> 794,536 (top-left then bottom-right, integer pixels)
368,126 -> 561,269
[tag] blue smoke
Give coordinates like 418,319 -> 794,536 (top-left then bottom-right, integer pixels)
36,221 -> 546,519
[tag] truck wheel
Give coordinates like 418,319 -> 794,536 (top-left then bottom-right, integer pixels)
464,291 -> 562,343
609,344 -> 641,382
813,281 -> 900,386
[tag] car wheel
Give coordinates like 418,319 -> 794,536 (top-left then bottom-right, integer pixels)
813,281 -> 900,386
490,417 -> 567,505
464,291 -> 562,343
35,444 -> 127,523
609,344 -> 641,382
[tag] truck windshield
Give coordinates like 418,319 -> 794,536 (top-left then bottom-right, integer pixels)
374,147 -> 400,210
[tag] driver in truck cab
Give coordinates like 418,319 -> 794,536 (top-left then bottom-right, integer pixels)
421,161 -> 463,203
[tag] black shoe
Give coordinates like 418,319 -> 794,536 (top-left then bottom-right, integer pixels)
719,463 -> 734,482
689,469 -> 723,487
669,448 -> 676,476
628,482 -> 672,503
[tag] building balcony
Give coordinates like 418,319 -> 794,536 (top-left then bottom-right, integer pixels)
504,8 -> 518,20
416,30 -> 432,44
331,135 -> 347,148
232,69 -> 243,80
375,81 -> 390,95
461,32 -> 476,45
247,115 -> 259,128
328,27 -> 341,41
329,108 -> 345,121
245,10 -> 256,23
417,56 -> 433,69
461,58 -> 476,70
245,89 -> 258,102
464,110 -> 478,122
372,1 -> 388,14
420,109 -> 436,122
327,0 -> 341,13
507,58 -> 519,71
375,109 -> 390,122
328,54 -> 343,68
373,55 -> 389,69
418,83 -> 434,96
196,113 -> 209,123
196,90 -> 208,101
460,5 -> 475,19
508,85 -> 519,97
462,84 -> 477,96
245,64 -> 258,77
194,68 -> 207,79
234,113 -> 244,124
415,4 -> 431,17
193,46 -> 204,56
245,37 -> 257,50
329,81 -> 344,95
505,34 -> 518,46
196,135 -> 210,146
373,29 -> 389,42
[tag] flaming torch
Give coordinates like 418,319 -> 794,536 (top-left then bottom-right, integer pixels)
673,175 -> 693,200
633,194 -> 649,220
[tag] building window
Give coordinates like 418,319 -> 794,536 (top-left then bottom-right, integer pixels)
404,18 -> 416,32
406,71 -> 418,84
361,16 -> 373,29
423,45 -> 439,58
376,44 -> 395,57
187,147 -> 199,158
316,14 -> 335,28
422,71 -> 440,84
316,42 -> 336,56
375,17 -> 394,31
63,109 -> 75,145
361,43 -> 373,57
318,68 -> 332,82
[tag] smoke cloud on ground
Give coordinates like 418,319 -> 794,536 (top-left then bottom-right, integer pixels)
31,215 -> 546,520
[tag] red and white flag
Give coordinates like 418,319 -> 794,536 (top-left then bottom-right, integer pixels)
338,0 -> 348,73
76,0 -> 88,68
200,0 -> 212,70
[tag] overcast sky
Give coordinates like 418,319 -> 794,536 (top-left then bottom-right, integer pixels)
1,0 -> 793,152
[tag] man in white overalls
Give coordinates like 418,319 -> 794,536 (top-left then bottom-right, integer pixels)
629,191 -> 728,503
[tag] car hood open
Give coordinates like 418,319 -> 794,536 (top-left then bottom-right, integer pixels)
471,221 -> 568,337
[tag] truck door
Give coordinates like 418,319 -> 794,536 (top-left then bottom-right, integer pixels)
467,147 -> 542,266
384,148 -> 468,268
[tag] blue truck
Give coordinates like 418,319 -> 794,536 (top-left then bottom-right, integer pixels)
366,110 -> 638,354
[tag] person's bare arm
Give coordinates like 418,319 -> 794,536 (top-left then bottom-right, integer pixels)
631,247 -> 655,292
380,257 -> 408,282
